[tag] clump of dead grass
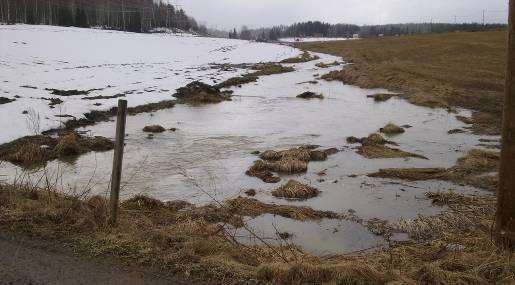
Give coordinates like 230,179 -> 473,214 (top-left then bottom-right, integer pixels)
173,81 -> 232,103
216,63 -> 294,89
54,133 -> 81,156
315,61 -> 341,68
142,125 -> 166,133
380,123 -> 405,135
257,262 -> 393,285
368,149 -> 499,191
348,132 -> 427,159
247,145 -> 337,183
320,69 -> 348,82
272,180 -> 319,200
367,93 -> 394,102
0,132 -> 114,167
280,51 -> 320,64
224,197 -> 339,221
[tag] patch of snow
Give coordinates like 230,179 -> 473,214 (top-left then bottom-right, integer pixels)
0,25 -> 301,143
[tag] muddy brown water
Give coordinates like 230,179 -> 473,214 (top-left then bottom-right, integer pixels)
0,53 -> 496,255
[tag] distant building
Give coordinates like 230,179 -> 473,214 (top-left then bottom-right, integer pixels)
378,34 -> 384,37
352,34 -> 359,39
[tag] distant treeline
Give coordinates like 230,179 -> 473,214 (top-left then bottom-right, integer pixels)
0,0 -> 206,33
229,21 -> 506,40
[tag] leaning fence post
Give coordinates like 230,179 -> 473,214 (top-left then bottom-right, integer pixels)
109,99 -> 128,225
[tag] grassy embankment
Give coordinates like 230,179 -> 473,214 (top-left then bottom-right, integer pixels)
299,31 -> 507,135
1,147 -> 513,284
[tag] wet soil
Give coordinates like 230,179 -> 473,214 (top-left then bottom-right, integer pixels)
0,231 -> 195,285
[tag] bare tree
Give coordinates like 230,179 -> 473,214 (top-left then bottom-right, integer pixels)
495,0 -> 515,248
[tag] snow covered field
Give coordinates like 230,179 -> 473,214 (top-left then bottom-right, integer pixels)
279,37 -> 356,43
0,25 -> 300,143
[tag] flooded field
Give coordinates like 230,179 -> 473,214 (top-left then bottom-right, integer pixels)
0,48 -> 496,255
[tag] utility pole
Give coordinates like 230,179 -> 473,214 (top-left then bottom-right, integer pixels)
483,9 -> 486,26
495,0 -> 515,249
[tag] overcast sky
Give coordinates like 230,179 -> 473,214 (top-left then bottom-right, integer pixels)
179,0 -> 509,30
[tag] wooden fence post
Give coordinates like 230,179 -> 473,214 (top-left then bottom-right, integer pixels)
109,99 -> 128,225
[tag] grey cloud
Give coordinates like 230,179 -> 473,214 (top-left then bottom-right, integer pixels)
178,0 -> 508,30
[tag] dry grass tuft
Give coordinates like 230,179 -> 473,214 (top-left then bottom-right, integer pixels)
280,51 -> 320,64
365,133 -> 388,144
122,195 -> 165,210
380,123 -> 405,135
0,132 -> 114,167
351,132 -> 427,159
173,81 -> 232,104
367,93 -> 394,102
359,144 -> 427,159
55,133 -> 80,156
370,168 -> 446,181
272,180 -> 319,200
224,197 -> 339,221
248,145 -> 337,183
216,63 -> 294,89
257,262 -> 393,285
8,142 -> 49,165
414,263 -> 484,285
142,125 -> 166,133
369,149 -> 499,191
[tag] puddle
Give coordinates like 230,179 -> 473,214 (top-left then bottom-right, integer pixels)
0,52 -> 494,254
226,214 -> 385,256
